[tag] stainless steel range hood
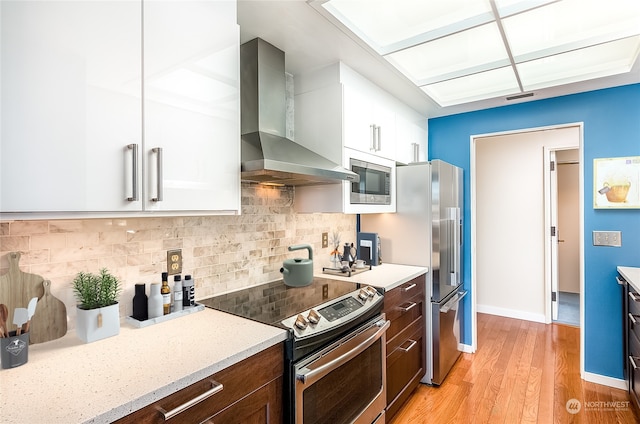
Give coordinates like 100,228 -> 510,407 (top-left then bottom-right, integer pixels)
241,38 -> 358,186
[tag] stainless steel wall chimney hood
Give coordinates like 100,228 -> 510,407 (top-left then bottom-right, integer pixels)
241,38 -> 358,186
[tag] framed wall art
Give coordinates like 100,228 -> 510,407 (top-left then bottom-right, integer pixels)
593,156 -> 640,209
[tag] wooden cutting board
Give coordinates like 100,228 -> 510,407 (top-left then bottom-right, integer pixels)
30,280 -> 67,344
0,252 -> 45,335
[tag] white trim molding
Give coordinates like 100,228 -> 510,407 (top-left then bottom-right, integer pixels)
583,371 -> 628,391
477,304 -> 547,324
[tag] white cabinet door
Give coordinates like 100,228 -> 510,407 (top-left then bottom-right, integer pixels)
1,1 -> 142,213
396,105 -> 428,164
143,0 -> 240,212
342,80 -> 396,161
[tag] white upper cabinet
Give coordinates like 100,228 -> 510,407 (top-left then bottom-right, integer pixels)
0,0 -> 240,217
395,103 -> 428,165
1,1 -> 143,213
143,0 -> 239,212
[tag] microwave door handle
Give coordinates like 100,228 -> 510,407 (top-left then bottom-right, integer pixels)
296,319 -> 390,386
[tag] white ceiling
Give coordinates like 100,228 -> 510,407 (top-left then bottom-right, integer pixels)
238,0 -> 640,118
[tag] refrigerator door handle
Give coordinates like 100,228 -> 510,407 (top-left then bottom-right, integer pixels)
440,290 -> 468,313
448,207 -> 461,286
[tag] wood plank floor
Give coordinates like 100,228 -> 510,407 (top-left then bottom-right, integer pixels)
391,313 -> 639,423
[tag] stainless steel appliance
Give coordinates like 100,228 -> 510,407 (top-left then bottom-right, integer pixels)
240,38 -> 359,186
361,160 -> 467,385
200,278 -> 388,423
349,157 -> 392,205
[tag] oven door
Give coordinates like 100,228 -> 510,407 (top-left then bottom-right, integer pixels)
294,315 -> 390,424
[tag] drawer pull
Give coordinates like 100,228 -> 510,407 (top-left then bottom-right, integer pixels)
399,302 -> 417,313
617,276 -> 626,286
629,291 -> 640,302
630,356 -> 640,371
160,380 -> 223,420
402,283 -> 417,292
399,339 -> 417,353
630,313 -> 639,325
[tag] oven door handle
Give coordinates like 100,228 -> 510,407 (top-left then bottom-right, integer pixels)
296,319 -> 390,386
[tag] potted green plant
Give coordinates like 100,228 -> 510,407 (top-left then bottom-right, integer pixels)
72,268 -> 122,343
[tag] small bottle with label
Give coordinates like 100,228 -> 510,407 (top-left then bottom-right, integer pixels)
161,272 -> 171,315
173,275 -> 183,312
183,274 -> 195,307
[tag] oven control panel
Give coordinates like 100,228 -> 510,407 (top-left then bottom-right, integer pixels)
282,286 -> 382,338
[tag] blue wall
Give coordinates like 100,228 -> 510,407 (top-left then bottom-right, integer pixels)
429,83 -> 640,379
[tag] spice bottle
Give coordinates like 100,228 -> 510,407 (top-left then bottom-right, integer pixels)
161,272 -> 171,315
173,275 -> 183,312
132,283 -> 148,321
148,283 -> 163,319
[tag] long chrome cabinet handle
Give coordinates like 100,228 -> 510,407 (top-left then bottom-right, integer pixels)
151,147 -> 163,202
376,125 -> 381,151
126,144 -> 139,201
370,124 -> 376,151
629,291 -> 640,302
630,356 -> 640,370
399,339 -> 417,353
402,283 -> 417,292
159,380 -> 223,420
399,302 -> 417,313
617,276 -> 626,285
412,143 -> 419,162
629,313 -> 638,325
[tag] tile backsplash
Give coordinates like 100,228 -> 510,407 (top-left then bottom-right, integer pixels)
0,183 -> 356,329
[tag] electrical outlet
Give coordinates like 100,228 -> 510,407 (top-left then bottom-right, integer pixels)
592,231 -> 622,247
322,232 -> 328,248
167,249 -> 183,275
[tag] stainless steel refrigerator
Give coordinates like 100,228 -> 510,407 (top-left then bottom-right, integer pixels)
361,160 -> 466,385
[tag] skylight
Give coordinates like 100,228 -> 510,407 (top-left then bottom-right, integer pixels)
317,0 -> 640,106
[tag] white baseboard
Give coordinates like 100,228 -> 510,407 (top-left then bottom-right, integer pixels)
583,371 -> 627,390
477,304 -> 546,323
459,343 -> 474,353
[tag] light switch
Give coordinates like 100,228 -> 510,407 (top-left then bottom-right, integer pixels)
592,231 -> 622,247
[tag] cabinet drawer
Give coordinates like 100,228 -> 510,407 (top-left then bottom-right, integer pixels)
629,287 -> 640,317
629,311 -> 640,346
386,320 -> 424,420
630,330 -> 640,359
385,297 -> 423,342
115,343 -> 283,424
384,275 -> 425,310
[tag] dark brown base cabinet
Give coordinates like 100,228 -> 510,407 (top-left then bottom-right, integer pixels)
625,274 -> 640,412
384,274 -> 426,422
115,343 -> 283,424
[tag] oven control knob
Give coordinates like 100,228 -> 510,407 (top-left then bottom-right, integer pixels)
365,286 -> 377,298
358,289 -> 369,301
294,314 -> 308,330
307,309 -> 321,325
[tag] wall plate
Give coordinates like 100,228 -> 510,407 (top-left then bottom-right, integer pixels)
592,231 -> 622,247
167,249 -> 183,275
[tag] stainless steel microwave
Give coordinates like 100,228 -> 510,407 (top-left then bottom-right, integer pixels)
349,157 -> 392,205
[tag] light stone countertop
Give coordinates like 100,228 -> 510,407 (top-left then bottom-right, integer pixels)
0,307 -> 288,424
316,263 -> 429,291
619,266 -> 640,292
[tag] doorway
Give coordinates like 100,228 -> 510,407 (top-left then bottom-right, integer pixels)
470,123 -> 583,369
554,149 -> 580,327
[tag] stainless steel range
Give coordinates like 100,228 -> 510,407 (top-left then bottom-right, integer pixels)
200,277 -> 388,424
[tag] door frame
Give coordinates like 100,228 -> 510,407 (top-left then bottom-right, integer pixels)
470,122 -> 584,374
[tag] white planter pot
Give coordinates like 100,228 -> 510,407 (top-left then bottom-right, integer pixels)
76,303 -> 120,343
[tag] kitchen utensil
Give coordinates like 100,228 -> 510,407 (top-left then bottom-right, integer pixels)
0,303 -> 8,338
280,244 -> 313,287
0,252 -> 45,337
13,308 -> 28,336
30,280 -> 67,344
22,297 -> 38,333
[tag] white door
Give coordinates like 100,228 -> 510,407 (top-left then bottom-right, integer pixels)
143,0 -> 240,212
1,1 -> 142,212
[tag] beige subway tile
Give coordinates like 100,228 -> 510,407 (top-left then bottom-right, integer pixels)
32,233 -> 66,250
0,236 -> 30,252
50,220 -> 84,233
10,220 -> 49,235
